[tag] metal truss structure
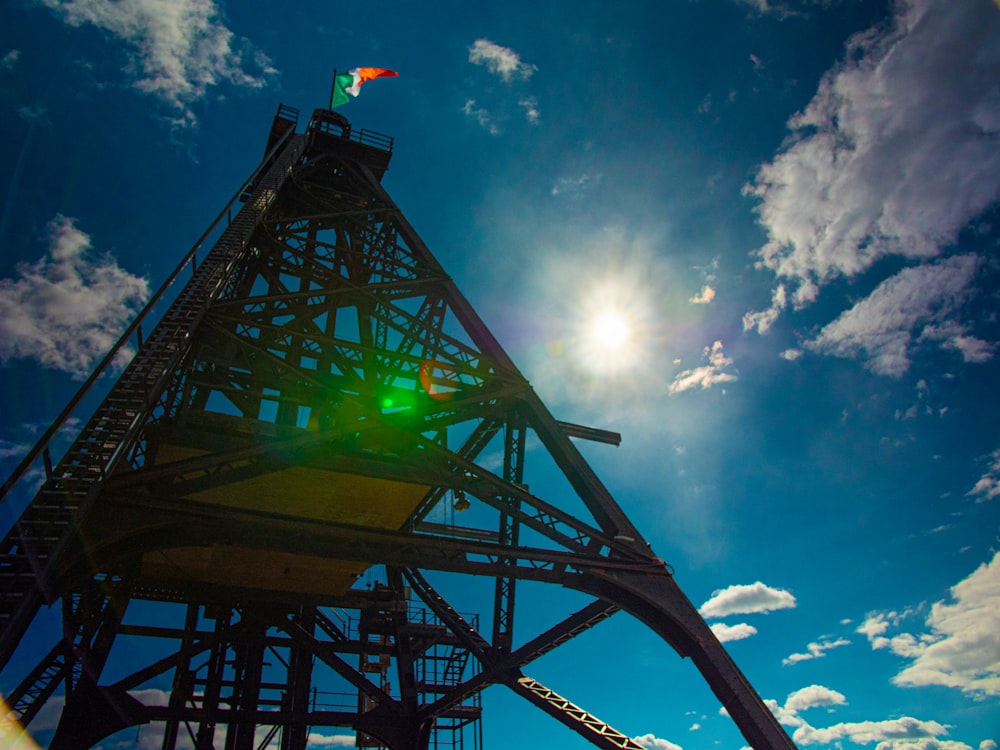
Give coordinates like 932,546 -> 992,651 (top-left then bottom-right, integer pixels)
0,105 -> 798,750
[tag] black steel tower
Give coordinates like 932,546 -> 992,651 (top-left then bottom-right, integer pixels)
0,105 -> 797,750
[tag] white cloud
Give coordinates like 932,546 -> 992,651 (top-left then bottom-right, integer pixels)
780,348 -> 803,361
633,734 -> 683,750
804,255 -> 983,377
469,38 -> 537,82
857,612 -> 892,644
746,0 -> 1000,292
711,622 -> 758,642
783,637 -> 850,666
306,734 -> 357,747
784,685 -> 848,713
689,285 -> 716,304
39,0 -> 277,126
668,341 -> 738,396
981,741 -> 997,750
966,449 -> 1000,502
0,215 -> 149,378
1,49 -> 19,71
463,98 -> 500,135
551,173 -> 599,197
519,95 -> 540,124
794,717 -> 967,749
698,581 -> 796,618
891,551 -> 1000,696
742,284 -> 787,334
743,0 -> 1000,367
760,684 -> 847,728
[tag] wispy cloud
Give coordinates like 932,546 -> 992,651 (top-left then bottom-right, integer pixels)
783,637 -> 850,666
551,172 -> 599,197
466,39 -> 540,128
468,38 -> 537,82
966,449 -> 1000,502
668,341 -> 737,396
462,98 -> 499,135
0,215 -> 148,378
804,254 -> 987,377
698,581 -> 796,618
1,49 -> 19,71
743,0 -> 1000,370
39,0 -> 277,127
518,95 -> 540,124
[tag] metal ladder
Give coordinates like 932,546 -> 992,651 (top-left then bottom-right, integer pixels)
0,132 -> 304,675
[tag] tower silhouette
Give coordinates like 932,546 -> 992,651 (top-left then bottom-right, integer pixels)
0,105 -> 797,750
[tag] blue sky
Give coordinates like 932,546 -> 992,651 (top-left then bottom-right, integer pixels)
1,1 -> 999,749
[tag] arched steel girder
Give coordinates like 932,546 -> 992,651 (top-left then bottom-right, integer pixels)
49,496 -> 793,750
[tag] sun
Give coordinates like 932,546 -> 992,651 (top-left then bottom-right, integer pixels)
574,297 -> 645,375
589,310 -> 631,352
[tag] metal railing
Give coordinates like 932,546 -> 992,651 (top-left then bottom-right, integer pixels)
0,120 -> 301,510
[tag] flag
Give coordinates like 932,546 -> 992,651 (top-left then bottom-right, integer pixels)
330,67 -> 398,108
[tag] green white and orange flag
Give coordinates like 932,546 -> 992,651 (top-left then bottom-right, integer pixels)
330,67 -> 398,108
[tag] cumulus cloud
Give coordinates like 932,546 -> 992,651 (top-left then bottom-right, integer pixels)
698,581 -> 796,618
710,622 -> 758,642
783,637 -> 850,666
468,39 -> 537,82
966,449 -> 1000,502
689,285 -> 716,305
793,717 -> 967,749
668,341 -> 738,395
804,255 -> 984,377
746,0 -> 1000,291
757,685 -> 847,729
784,685 -> 848,714
743,0 -> 1000,368
39,0 -> 277,126
0,215 -> 148,378
889,551 -> 1000,696
633,734 -> 683,750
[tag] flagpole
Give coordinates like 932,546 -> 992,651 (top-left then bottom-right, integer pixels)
329,68 -> 337,110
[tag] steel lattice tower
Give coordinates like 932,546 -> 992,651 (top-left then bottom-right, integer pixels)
0,105 -> 797,750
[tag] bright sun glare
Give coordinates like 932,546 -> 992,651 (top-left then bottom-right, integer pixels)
590,310 -> 631,351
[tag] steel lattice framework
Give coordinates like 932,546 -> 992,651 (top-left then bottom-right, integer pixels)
0,105 -> 798,750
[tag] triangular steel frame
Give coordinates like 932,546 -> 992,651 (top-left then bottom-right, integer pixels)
0,105 -> 797,750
